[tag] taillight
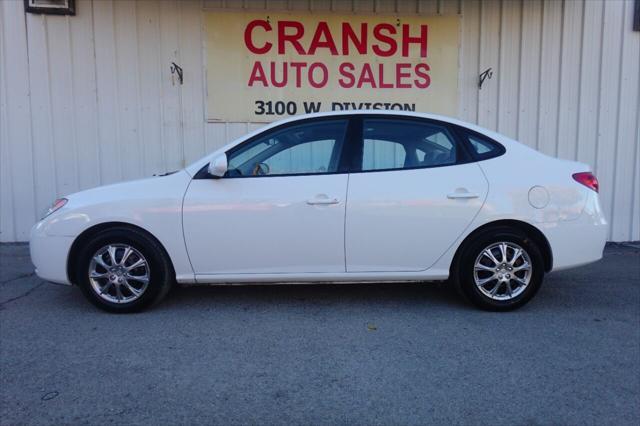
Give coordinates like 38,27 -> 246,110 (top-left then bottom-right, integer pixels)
572,172 -> 599,193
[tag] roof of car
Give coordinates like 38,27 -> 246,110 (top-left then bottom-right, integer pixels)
265,109 -> 462,125
256,110 -> 507,140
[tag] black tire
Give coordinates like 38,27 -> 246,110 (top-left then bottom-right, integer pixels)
452,226 -> 545,311
76,227 -> 174,313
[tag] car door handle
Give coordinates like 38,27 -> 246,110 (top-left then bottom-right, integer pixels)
447,190 -> 479,199
307,195 -> 340,205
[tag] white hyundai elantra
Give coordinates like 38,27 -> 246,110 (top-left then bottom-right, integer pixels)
30,111 -> 606,312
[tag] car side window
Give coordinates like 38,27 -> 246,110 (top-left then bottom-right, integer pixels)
362,139 -> 406,170
469,136 -> 493,154
226,120 -> 348,177
361,119 -> 457,172
464,132 -> 506,160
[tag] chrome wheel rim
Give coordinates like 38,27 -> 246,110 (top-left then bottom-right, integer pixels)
88,244 -> 150,304
473,242 -> 532,301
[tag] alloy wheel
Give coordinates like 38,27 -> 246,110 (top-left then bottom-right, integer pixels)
473,242 -> 532,301
88,244 -> 150,304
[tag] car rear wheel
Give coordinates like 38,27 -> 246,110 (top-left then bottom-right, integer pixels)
76,227 -> 173,313
454,227 -> 545,311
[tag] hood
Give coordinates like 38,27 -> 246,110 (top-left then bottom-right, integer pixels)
60,170 -> 192,212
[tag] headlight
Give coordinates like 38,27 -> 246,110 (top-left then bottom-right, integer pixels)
42,198 -> 68,219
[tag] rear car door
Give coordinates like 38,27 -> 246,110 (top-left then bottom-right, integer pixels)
345,116 -> 488,272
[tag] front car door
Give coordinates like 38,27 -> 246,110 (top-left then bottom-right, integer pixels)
183,118 -> 352,276
345,116 -> 489,272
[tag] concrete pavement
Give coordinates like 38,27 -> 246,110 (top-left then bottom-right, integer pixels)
1,243 -> 639,425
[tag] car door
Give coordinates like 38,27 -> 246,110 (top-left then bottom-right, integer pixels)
183,118 -> 352,276
345,116 -> 488,272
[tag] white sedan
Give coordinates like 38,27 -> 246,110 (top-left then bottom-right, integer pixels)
30,111 -> 607,312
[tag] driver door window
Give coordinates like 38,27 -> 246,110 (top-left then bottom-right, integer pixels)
226,120 -> 348,177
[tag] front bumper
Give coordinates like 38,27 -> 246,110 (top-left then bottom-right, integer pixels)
30,221 -> 74,285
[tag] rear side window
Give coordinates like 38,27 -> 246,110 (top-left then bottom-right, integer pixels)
463,131 -> 506,160
362,139 -> 406,170
360,119 -> 458,172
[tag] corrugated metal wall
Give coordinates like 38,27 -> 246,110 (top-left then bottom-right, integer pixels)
1,0 -> 638,242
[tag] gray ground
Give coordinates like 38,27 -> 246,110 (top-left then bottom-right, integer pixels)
1,243 -> 639,426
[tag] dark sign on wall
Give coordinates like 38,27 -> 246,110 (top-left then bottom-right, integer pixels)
24,0 -> 76,16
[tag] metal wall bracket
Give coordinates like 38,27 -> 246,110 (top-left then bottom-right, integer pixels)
478,68 -> 493,89
170,62 -> 183,85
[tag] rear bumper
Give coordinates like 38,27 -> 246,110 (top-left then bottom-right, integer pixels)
538,192 -> 607,272
30,221 -> 74,285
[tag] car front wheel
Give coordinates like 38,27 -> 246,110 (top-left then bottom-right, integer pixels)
76,227 -> 173,313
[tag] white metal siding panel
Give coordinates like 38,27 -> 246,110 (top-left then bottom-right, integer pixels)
0,0 -> 37,241
596,1 -> 625,239
458,0 -> 480,123
24,13 -> 59,220
48,16 -> 80,196
286,0 -> 310,12
93,0 -> 123,184
1,0 -> 638,242
158,0 -> 184,172
496,0 -> 521,138
248,123 -> 266,133
537,0 -> 562,157
136,0 -> 166,176
205,123 -> 227,153
0,1 -> 15,240
556,0 -> 584,162
576,0 -> 604,174
179,0 -> 208,165
69,1 -> 102,192
633,131 -> 640,241
330,0 -> 355,12
517,0 -> 542,149
113,1 -> 145,181
478,0 -> 500,130
612,0 -> 640,241
228,123 -> 252,142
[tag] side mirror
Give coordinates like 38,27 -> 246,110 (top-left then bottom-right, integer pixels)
207,153 -> 228,178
